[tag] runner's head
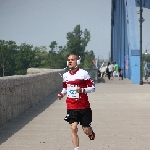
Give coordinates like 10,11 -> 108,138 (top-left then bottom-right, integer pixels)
67,54 -> 79,70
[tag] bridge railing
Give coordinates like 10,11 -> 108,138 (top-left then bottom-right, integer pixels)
0,68 -> 64,126
84,68 -> 99,83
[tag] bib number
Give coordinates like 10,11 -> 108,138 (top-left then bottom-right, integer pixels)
67,85 -> 79,98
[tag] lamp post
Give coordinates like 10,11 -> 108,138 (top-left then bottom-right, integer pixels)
139,0 -> 144,85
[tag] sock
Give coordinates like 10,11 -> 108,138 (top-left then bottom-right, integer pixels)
89,131 -> 93,136
89,127 -> 93,135
74,147 -> 79,150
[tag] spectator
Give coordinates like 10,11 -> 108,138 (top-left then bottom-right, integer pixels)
98,70 -> 101,77
113,62 -> 119,79
110,62 -> 114,80
118,67 -> 123,80
106,62 -> 111,80
144,63 -> 149,82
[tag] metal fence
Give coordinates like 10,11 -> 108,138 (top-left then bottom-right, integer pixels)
84,68 -> 98,83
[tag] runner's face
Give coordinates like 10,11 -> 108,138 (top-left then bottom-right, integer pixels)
68,55 -> 77,69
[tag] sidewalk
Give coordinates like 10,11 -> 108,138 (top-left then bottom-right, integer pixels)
0,77 -> 150,150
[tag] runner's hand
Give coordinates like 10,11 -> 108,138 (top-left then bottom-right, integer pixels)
58,93 -> 63,100
76,87 -> 82,93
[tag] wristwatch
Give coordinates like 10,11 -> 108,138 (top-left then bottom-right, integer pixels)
82,88 -> 86,93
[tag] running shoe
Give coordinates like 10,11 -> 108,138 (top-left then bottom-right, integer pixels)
88,131 -> 95,140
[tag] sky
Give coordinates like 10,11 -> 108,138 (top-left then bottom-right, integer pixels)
0,0 -> 150,59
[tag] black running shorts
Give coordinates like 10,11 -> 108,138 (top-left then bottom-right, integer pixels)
64,108 -> 92,127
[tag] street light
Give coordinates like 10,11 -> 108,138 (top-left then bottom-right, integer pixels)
145,49 -> 150,55
145,50 -> 148,54
139,0 -> 144,85
139,17 -> 145,23
136,0 -> 149,84
145,43 -> 150,54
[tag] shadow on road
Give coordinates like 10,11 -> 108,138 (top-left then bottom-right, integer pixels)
143,81 -> 150,84
98,77 -> 106,83
0,89 -> 60,145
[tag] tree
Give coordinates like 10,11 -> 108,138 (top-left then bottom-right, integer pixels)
142,53 -> 150,63
15,43 -> 33,75
0,24 -> 95,76
49,41 -> 57,52
0,40 -> 18,76
66,25 -> 91,66
83,50 -> 95,68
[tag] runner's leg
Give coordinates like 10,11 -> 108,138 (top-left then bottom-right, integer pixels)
70,122 -> 79,148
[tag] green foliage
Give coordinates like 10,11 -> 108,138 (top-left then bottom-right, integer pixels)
49,41 -> 57,52
142,53 -> 150,63
15,43 -> 34,74
0,40 -> 18,76
0,25 -> 96,77
32,46 -> 49,68
142,53 -> 150,76
66,25 -> 91,65
83,50 -> 95,68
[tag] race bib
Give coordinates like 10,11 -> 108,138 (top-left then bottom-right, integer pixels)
67,85 -> 79,98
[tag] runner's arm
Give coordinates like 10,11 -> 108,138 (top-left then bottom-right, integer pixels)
83,71 -> 95,93
60,73 -> 67,96
61,88 -> 67,96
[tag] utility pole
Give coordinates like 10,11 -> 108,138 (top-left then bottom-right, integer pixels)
139,0 -> 143,85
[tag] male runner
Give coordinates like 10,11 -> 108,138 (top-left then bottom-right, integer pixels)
58,54 -> 95,150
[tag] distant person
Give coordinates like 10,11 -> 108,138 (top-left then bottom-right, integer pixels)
113,62 -> 119,79
144,63 -> 149,81
110,62 -> 114,80
106,62 -> 111,80
118,67 -> 123,80
98,70 -> 101,77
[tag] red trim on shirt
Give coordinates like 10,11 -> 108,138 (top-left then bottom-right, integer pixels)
69,67 -> 79,75
84,78 -> 94,87
63,82 -> 67,88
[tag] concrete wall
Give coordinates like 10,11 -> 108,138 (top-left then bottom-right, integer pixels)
0,68 -> 64,125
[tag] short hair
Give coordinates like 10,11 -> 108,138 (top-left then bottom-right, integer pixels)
68,53 -> 79,60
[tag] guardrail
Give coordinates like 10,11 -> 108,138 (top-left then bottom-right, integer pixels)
0,69 -> 64,126
84,68 -> 98,83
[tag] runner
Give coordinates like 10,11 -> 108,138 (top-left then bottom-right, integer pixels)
58,54 -> 95,150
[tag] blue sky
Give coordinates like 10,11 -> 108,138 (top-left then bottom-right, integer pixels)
0,0 -> 150,59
